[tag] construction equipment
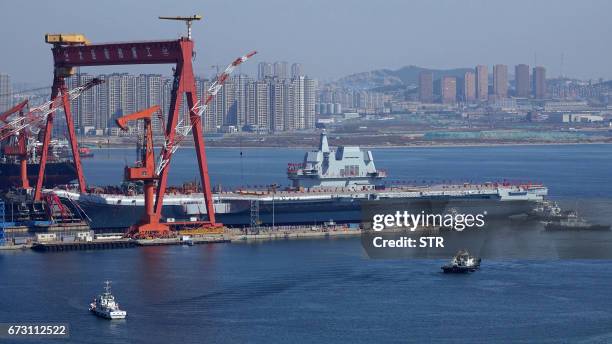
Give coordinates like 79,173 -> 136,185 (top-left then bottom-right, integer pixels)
43,16 -> 256,234
113,48 -> 255,237
0,79 -> 102,191
158,15 -> 202,39
0,100 -> 30,189
115,105 -> 170,236
153,50 -> 256,228
45,34 -> 91,77
0,100 -> 28,123
155,51 -> 257,176
45,34 -> 91,46
0,79 -> 103,143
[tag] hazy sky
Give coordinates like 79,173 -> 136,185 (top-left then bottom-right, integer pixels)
2,0 -> 611,86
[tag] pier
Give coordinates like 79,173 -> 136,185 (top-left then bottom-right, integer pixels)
31,239 -> 136,252
1,223 -> 362,253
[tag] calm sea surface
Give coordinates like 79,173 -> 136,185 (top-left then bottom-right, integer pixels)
1,144 -> 612,343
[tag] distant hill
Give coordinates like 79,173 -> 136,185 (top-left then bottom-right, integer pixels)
335,65 -> 473,90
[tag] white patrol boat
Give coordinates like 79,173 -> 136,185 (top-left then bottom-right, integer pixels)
89,281 -> 127,319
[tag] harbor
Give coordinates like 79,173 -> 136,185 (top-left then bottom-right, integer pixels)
1,223 -> 362,252
2,1 -> 612,343
1,115 -> 551,249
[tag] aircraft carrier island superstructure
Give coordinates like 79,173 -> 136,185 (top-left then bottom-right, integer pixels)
51,131 -> 549,229
288,131 -> 386,188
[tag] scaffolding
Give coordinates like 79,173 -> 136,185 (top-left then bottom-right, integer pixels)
250,200 -> 260,233
0,200 -> 6,244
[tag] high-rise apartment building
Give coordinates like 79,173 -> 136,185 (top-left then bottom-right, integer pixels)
291,77 -> 305,130
515,64 -> 530,98
247,80 -> 270,130
462,71 -> 476,102
493,64 -> 508,99
0,73 -> 11,112
258,62 -> 273,80
77,73 -> 97,130
233,74 -> 251,128
440,76 -> 457,104
270,79 -> 290,131
418,71 -> 434,103
95,74 -> 109,130
273,61 -> 289,79
291,63 -> 303,79
303,77 -> 316,129
533,66 -> 546,99
475,65 -> 488,101
53,62 -> 314,135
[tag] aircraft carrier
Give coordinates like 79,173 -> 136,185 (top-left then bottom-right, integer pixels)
51,131 -> 548,229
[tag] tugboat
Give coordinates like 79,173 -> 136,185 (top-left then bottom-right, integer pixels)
89,281 -> 127,319
441,250 -> 481,273
531,200 -> 567,220
544,212 -> 610,231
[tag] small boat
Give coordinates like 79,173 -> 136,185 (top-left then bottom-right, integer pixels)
441,250 -> 481,273
89,281 -> 127,319
78,147 -> 94,158
531,200 -> 569,220
544,212 -> 610,231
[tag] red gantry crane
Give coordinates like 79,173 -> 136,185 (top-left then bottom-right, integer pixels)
41,16 -> 256,236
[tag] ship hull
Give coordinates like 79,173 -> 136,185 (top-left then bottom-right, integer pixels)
0,161 -> 76,189
70,193 -> 538,230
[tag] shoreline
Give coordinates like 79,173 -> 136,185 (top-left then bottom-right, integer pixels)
85,141 -> 612,150
0,228 -> 363,252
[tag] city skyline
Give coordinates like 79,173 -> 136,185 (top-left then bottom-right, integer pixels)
51,69 -> 317,135
1,1 -> 612,86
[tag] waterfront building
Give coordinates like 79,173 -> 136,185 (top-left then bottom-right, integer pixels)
274,61 -> 289,79
475,65 -> 488,101
291,63 -> 303,79
0,73 -> 11,112
533,66 -> 546,99
247,80 -> 270,131
419,71 -> 434,103
493,64 -> 508,99
515,64 -> 530,97
462,71 -> 476,102
441,76 -> 457,104
258,62 -> 273,80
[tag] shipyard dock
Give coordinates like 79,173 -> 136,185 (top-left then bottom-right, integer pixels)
1,224 -> 361,253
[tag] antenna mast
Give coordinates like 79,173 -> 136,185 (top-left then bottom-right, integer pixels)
158,15 -> 203,39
